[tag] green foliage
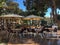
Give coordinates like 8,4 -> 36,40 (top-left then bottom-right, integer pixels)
57,15 -> 60,20
19,11 -> 28,16
0,0 -> 22,15
15,23 -> 21,28
41,19 -> 47,26
24,0 -> 60,24
24,0 -> 47,17
23,20 -> 28,24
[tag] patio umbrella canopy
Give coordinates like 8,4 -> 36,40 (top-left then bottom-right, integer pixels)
24,15 -> 43,25
0,14 -> 24,24
24,15 -> 43,20
0,14 -> 24,18
0,14 -> 24,29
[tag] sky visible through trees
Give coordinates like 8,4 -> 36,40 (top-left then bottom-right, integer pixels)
14,0 -> 60,17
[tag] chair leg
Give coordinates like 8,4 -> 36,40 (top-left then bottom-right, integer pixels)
19,33 -> 22,38
39,33 -> 43,38
34,33 -> 36,37
23,33 -> 25,37
42,33 -> 45,38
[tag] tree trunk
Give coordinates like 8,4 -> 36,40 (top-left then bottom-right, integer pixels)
52,0 -> 57,23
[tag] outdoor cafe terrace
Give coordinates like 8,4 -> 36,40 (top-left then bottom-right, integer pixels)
0,14 -> 59,45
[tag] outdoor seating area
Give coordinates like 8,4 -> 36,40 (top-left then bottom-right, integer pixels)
0,0 -> 60,45
0,14 -> 59,44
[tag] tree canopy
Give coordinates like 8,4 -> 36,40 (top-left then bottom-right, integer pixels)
24,0 -> 60,23
24,0 -> 48,17
0,0 -> 22,15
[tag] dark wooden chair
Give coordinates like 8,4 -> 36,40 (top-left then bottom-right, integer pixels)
53,28 -> 57,32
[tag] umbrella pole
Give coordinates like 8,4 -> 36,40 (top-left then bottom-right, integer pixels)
31,20 -> 32,25
27,21 -> 29,25
28,21 -> 30,25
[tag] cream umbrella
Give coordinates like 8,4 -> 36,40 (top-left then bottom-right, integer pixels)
0,14 -> 24,29
24,15 -> 43,25
0,14 -> 24,24
0,14 -> 24,18
24,15 -> 43,20
0,14 -> 24,23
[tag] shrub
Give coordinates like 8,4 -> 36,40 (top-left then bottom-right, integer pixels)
57,15 -> 60,20
41,19 -> 47,26
15,24 -> 21,28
